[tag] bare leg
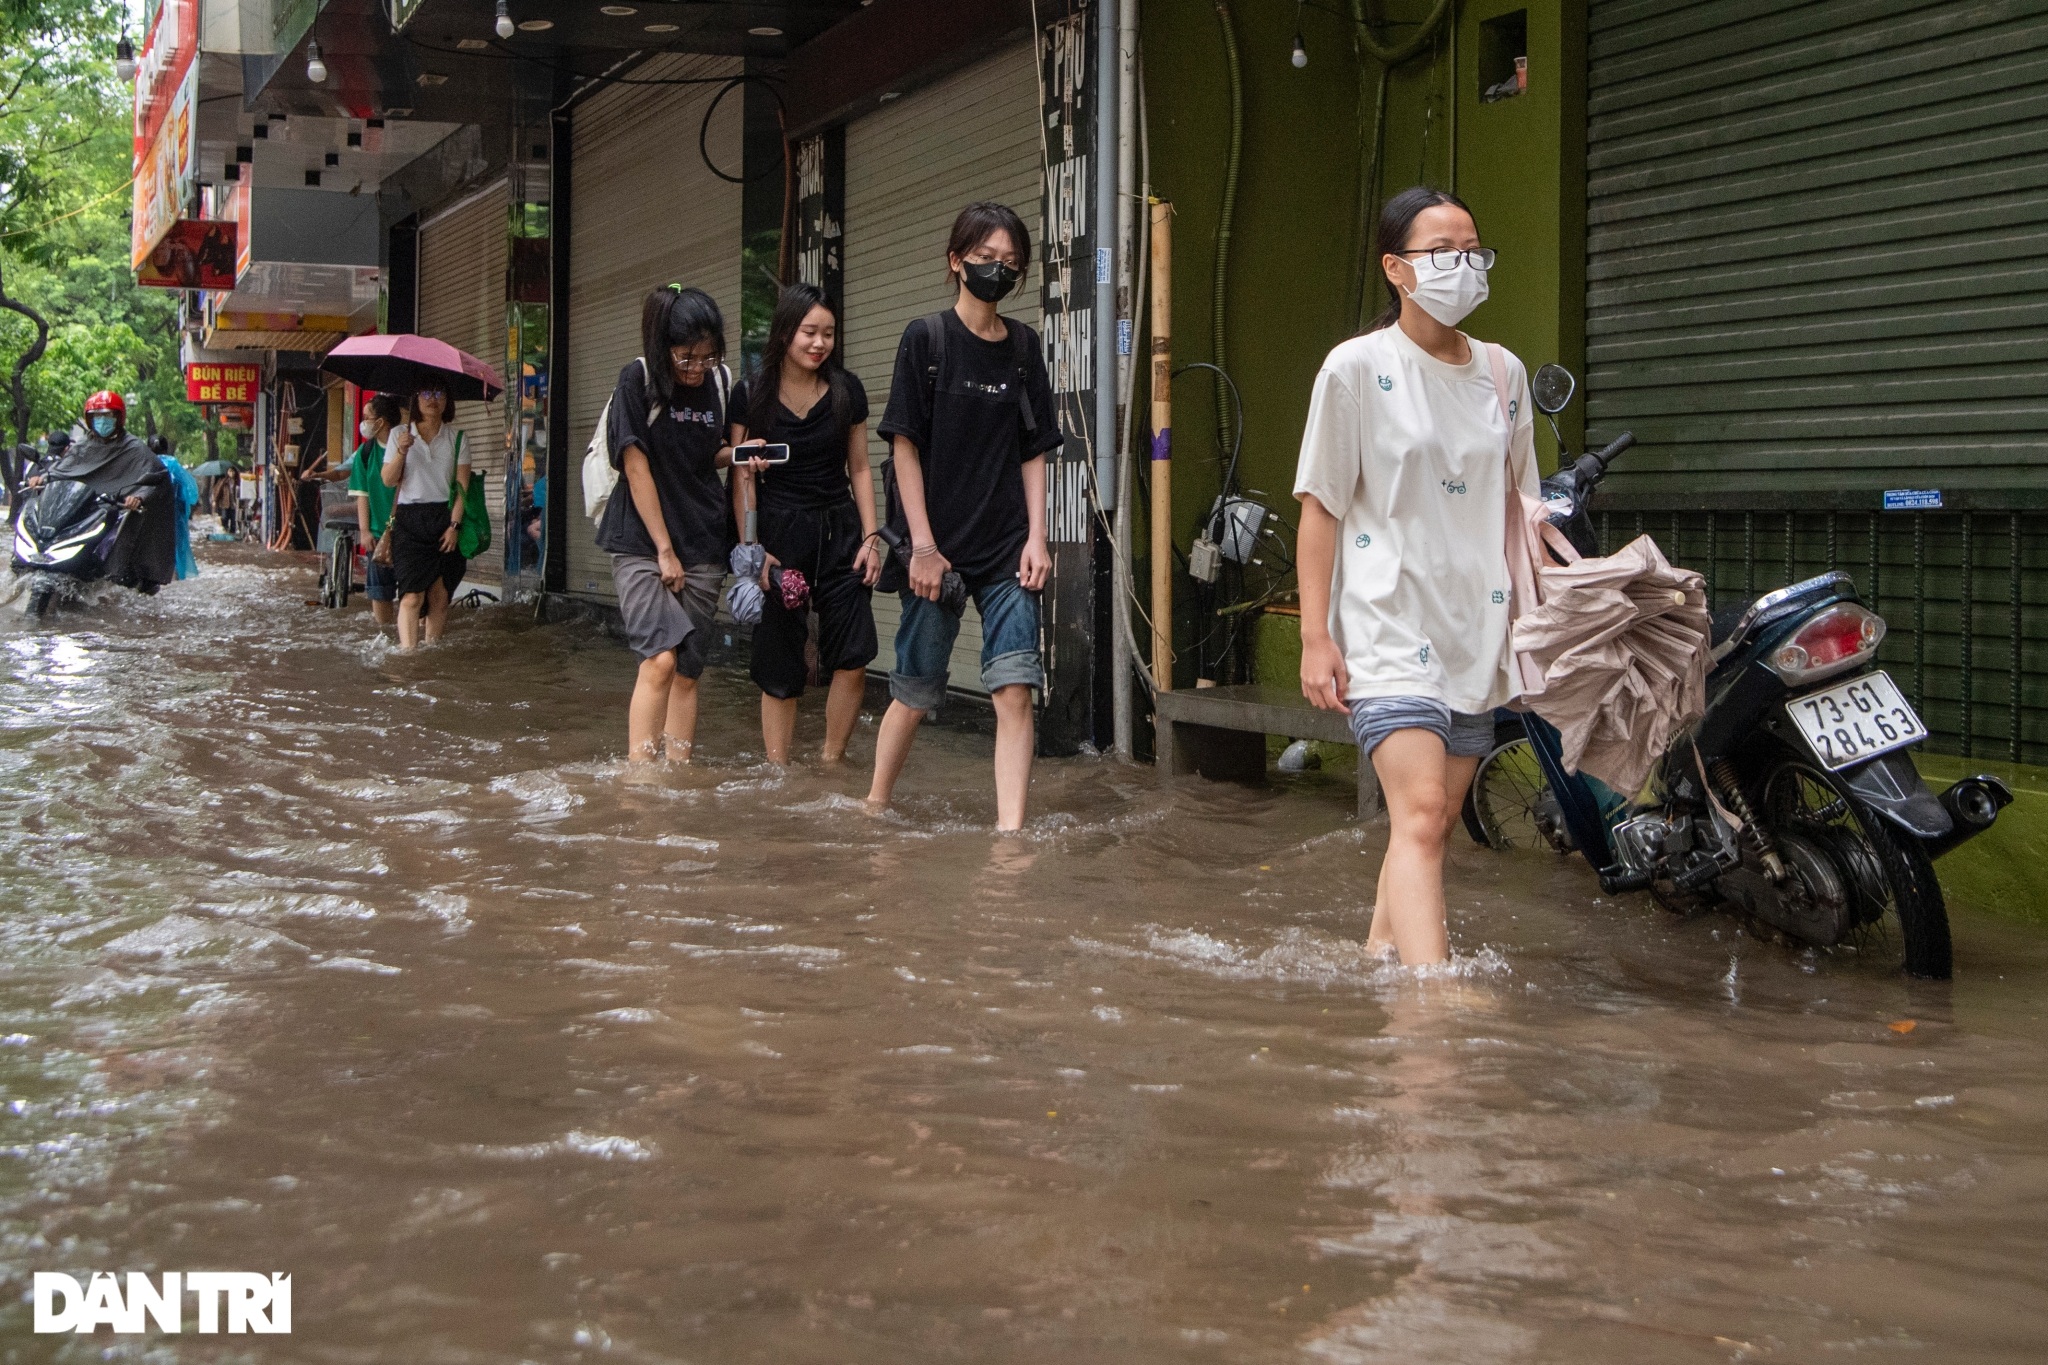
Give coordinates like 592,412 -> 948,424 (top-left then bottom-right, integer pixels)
866,700 -> 925,808
821,668 -> 866,763
1365,730 -> 1469,965
422,580 -> 451,643
663,673 -> 700,761
627,650 -> 678,763
395,591 -> 426,651
761,693 -> 799,765
992,683 -> 1035,832
370,600 -> 395,627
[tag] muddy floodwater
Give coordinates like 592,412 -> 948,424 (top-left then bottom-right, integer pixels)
3,548 -> 2047,1363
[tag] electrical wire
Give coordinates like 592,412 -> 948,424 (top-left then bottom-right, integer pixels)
0,178 -> 134,240
1210,1 -> 1241,450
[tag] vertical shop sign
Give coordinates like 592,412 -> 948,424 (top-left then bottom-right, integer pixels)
1037,2 -> 1096,755
131,0 -> 200,270
792,128 -> 845,313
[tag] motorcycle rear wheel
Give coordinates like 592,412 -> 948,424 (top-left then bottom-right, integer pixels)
322,533 -> 352,610
1462,719 -> 1572,852
1761,754 -> 1952,980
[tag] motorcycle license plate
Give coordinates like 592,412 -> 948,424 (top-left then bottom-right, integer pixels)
1788,671 -> 1924,770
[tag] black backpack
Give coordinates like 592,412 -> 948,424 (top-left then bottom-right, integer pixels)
877,312 -> 1040,592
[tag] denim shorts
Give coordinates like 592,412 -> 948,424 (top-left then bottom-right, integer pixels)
1348,696 -> 1497,759
889,575 -> 1043,711
364,556 -> 397,602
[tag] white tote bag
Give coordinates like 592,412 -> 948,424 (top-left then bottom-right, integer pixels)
581,359 -> 729,525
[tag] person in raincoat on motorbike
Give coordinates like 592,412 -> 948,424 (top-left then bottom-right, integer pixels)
26,392 -> 176,591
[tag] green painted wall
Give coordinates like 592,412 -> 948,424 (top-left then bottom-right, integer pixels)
1453,0 -> 1586,450
1137,1 -> 1583,689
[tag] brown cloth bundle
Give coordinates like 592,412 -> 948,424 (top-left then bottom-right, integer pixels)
1508,535 -> 1711,795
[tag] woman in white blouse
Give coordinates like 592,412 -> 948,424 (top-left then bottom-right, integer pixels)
379,387 -> 472,650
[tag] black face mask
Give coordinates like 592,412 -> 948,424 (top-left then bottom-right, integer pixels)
960,259 -> 1021,304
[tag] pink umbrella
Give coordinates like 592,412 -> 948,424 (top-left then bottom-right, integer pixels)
320,333 -> 504,401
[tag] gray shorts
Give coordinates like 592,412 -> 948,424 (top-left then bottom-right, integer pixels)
1348,696 -> 1497,760
611,555 -> 723,676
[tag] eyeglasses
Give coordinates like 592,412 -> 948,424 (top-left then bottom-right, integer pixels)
416,389 -> 447,402
669,350 -> 718,373
1396,246 -> 1497,270
964,248 -> 1022,269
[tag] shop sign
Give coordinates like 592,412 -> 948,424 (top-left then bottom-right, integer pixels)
132,62 -> 198,270
187,364 -> 260,405
139,219 -> 238,290
133,0 -> 199,163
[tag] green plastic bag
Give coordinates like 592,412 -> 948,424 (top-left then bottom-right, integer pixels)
449,432 -> 491,560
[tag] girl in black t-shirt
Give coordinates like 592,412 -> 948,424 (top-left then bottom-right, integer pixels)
730,283 -> 881,764
600,285 -> 738,766
866,201 -> 1061,832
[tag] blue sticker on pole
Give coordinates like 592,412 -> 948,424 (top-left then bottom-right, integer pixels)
1117,319 -> 1131,356
1883,489 -> 1943,511
1096,247 -> 1111,284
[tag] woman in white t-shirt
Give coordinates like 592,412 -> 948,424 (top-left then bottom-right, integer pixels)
379,387 -> 472,651
1293,187 -> 1537,966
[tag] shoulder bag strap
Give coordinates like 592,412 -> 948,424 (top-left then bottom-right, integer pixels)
921,312 -> 947,413
1007,318 -> 1039,440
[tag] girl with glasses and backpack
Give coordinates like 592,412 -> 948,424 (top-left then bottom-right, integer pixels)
593,284 -> 737,765
1293,186 -> 1536,967
865,201 -> 1062,832
729,283 -> 882,765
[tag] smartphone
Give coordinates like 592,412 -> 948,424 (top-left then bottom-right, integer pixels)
744,444 -> 792,466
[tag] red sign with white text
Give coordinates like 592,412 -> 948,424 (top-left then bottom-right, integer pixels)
186,364 -> 260,406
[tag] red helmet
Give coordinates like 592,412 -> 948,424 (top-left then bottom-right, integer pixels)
84,391 -> 126,419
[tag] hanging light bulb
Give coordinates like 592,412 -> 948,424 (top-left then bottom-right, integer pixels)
306,39 -> 327,84
495,0 -> 515,39
114,33 -> 136,81
1291,32 -> 1308,67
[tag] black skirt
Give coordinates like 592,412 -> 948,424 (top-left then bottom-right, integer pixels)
390,501 -> 467,598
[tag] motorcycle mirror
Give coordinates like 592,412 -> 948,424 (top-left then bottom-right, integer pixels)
1532,364 -> 1577,415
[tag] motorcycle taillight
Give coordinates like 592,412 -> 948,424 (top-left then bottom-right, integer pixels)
1767,602 -> 1885,682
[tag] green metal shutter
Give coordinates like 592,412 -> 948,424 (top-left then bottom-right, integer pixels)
1584,0 -> 2048,507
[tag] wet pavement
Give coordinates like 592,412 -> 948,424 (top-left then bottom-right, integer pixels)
3,546 -> 2046,1362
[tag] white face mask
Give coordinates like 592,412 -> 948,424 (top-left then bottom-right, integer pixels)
358,418 -> 379,441
1402,253 -> 1490,327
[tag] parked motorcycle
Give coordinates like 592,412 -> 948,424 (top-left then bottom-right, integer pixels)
10,476 -> 139,618
1464,364 -> 2010,979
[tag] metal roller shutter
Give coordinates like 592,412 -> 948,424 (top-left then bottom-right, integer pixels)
841,42 -> 1043,697
417,181 -> 509,585
564,53 -> 744,602
1584,0 -> 2048,503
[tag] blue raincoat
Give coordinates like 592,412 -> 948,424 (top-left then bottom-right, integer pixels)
159,454 -> 200,580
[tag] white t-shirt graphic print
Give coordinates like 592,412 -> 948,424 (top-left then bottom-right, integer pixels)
1293,325 -> 1538,714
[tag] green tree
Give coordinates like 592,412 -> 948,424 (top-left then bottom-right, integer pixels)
1,0 -> 210,489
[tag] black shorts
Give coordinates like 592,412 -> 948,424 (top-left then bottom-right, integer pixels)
751,498 -> 877,699
390,501 -> 467,598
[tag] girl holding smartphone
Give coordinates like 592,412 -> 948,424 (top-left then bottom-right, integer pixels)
729,283 -> 882,764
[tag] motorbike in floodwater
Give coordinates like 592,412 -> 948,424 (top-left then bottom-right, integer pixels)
10,475 -> 142,618
1462,365 -> 2011,979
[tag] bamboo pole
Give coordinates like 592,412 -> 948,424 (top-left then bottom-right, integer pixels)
1149,198 -> 1173,693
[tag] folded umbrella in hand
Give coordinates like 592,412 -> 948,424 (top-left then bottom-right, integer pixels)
723,544 -> 809,625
